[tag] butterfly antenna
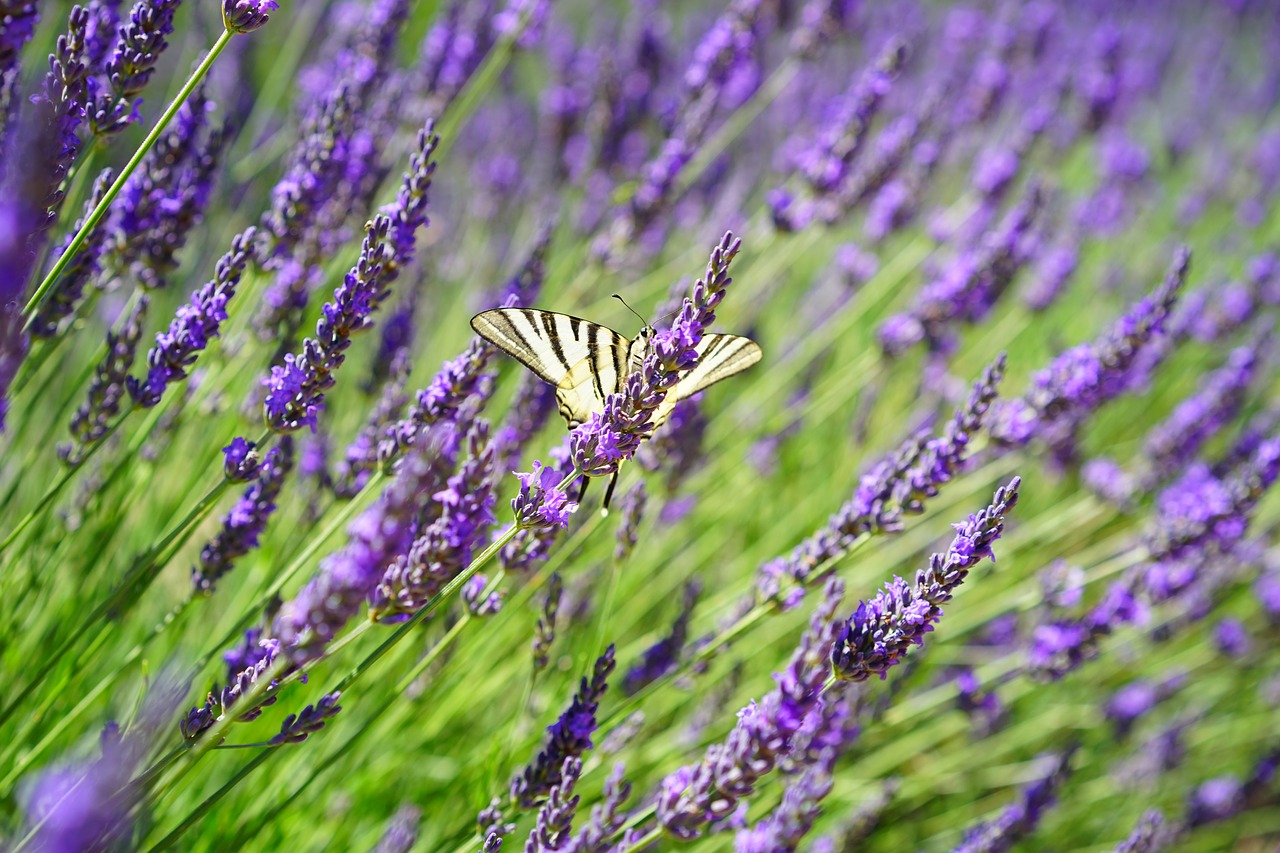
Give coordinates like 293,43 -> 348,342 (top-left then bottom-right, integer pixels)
612,294 -> 650,330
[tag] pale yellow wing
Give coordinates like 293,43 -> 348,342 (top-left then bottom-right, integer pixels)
651,334 -> 763,428
470,308 -> 630,427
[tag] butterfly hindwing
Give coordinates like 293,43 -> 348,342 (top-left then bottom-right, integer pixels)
652,334 -> 763,428
471,308 -> 631,427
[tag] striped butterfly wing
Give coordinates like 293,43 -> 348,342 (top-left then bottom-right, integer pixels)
651,333 -> 763,429
471,308 -> 632,427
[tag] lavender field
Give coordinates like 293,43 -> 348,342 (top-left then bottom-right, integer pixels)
1,0 -> 1278,850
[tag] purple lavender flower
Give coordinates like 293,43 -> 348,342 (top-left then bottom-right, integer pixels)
501,440 -> 579,573
380,338 -> 496,464
193,439 -> 294,593
1105,674 -> 1184,738
268,691 -> 342,745
1142,344 -> 1260,482
0,3 -> 39,78
1022,242 -> 1079,312
128,228 -> 256,408
30,168 -> 114,338
58,296 -> 148,465
263,217 -> 393,432
734,755 -> 835,853
571,232 -> 740,477
789,0 -> 858,58
831,477 -> 1020,682
512,460 -> 579,530
511,645 -> 616,808
336,350 -> 412,497
759,356 -> 1005,607
950,747 -> 1076,853
180,645 -> 281,740
107,90 -> 226,290
373,420 -> 496,620
34,7 -> 92,222
658,577 -> 846,839
223,0 -> 279,33
1212,617 -> 1250,658
87,0 -> 182,137
989,249 -> 1189,462
623,579 -> 699,694
559,762 -> 632,853
222,437 -> 261,481
523,756 -> 582,853
373,805 -> 422,853
880,185 -> 1042,357
272,425 -> 461,663
1114,810 -> 1166,853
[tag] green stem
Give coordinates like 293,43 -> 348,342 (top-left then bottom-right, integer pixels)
22,28 -> 236,326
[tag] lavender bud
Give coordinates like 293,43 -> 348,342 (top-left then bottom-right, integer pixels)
194,439 -> 294,594
512,460 -> 579,531
222,437 -> 262,481
524,757 -> 582,853
223,0 -> 279,33
532,573 -> 563,673
267,691 -> 342,745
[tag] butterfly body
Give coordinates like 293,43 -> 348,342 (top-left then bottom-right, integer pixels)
471,307 -> 762,430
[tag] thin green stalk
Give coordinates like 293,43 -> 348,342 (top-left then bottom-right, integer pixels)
22,28 -> 235,326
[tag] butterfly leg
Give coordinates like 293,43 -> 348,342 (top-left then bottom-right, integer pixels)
576,474 -> 592,505
600,469 -> 620,515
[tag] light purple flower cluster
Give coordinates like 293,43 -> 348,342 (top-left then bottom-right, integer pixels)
879,185 -> 1042,357
511,644 -> 616,808
657,577 -> 846,839
989,248 -> 1189,464
373,419 -> 496,620
622,579 -> 699,695
502,438 -> 579,572
192,439 -> 294,594
127,227 -> 256,408
1141,343 -> 1260,482
107,90 -> 226,291
831,477 -> 1020,682
271,424 -> 463,664
758,355 -> 1005,607
380,338 -> 496,464
950,747 -> 1076,853
571,232 -> 741,477
58,295 -> 148,465
512,460 -> 579,531
223,0 -> 279,34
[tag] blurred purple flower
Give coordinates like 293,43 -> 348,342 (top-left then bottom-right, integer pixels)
949,748 -> 1076,853
223,0 -> 279,33
511,645 -> 616,808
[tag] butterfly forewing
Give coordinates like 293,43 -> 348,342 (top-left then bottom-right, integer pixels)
471,308 -> 631,426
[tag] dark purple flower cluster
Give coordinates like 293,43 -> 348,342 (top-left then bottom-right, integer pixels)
263,217 -> 393,432
989,249 -> 1189,463
58,295 -> 149,465
758,355 -> 1005,608
571,232 -> 741,477
180,644 -> 281,740
268,691 -> 342,745
524,756 -> 582,853
107,89 -> 227,291
193,439 -> 294,594
657,577 -> 845,839
373,419 -> 496,620
511,645 -> 616,808
531,573 -> 563,673
223,0 -> 279,34
831,478 -> 1021,682
87,0 -> 181,137
30,168 -> 114,338
127,227 -> 256,408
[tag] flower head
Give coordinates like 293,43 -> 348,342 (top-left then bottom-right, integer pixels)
224,0 -> 279,33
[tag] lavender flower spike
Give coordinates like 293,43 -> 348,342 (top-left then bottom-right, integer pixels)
512,460 -> 579,530
832,477 -> 1021,683
263,217 -> 392,432
88,0 -> 182,137
193,439 -> 294,594
571,232 -> 741,477
511,645 -> 616,808
128,228 -> 256,408
224,0 -> 279,33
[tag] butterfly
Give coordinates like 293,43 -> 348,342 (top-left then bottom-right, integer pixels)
471,306 -> 762,508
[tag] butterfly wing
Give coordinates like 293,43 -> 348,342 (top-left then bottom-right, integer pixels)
471,308 -> 631,427
651,333 -> 763,428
